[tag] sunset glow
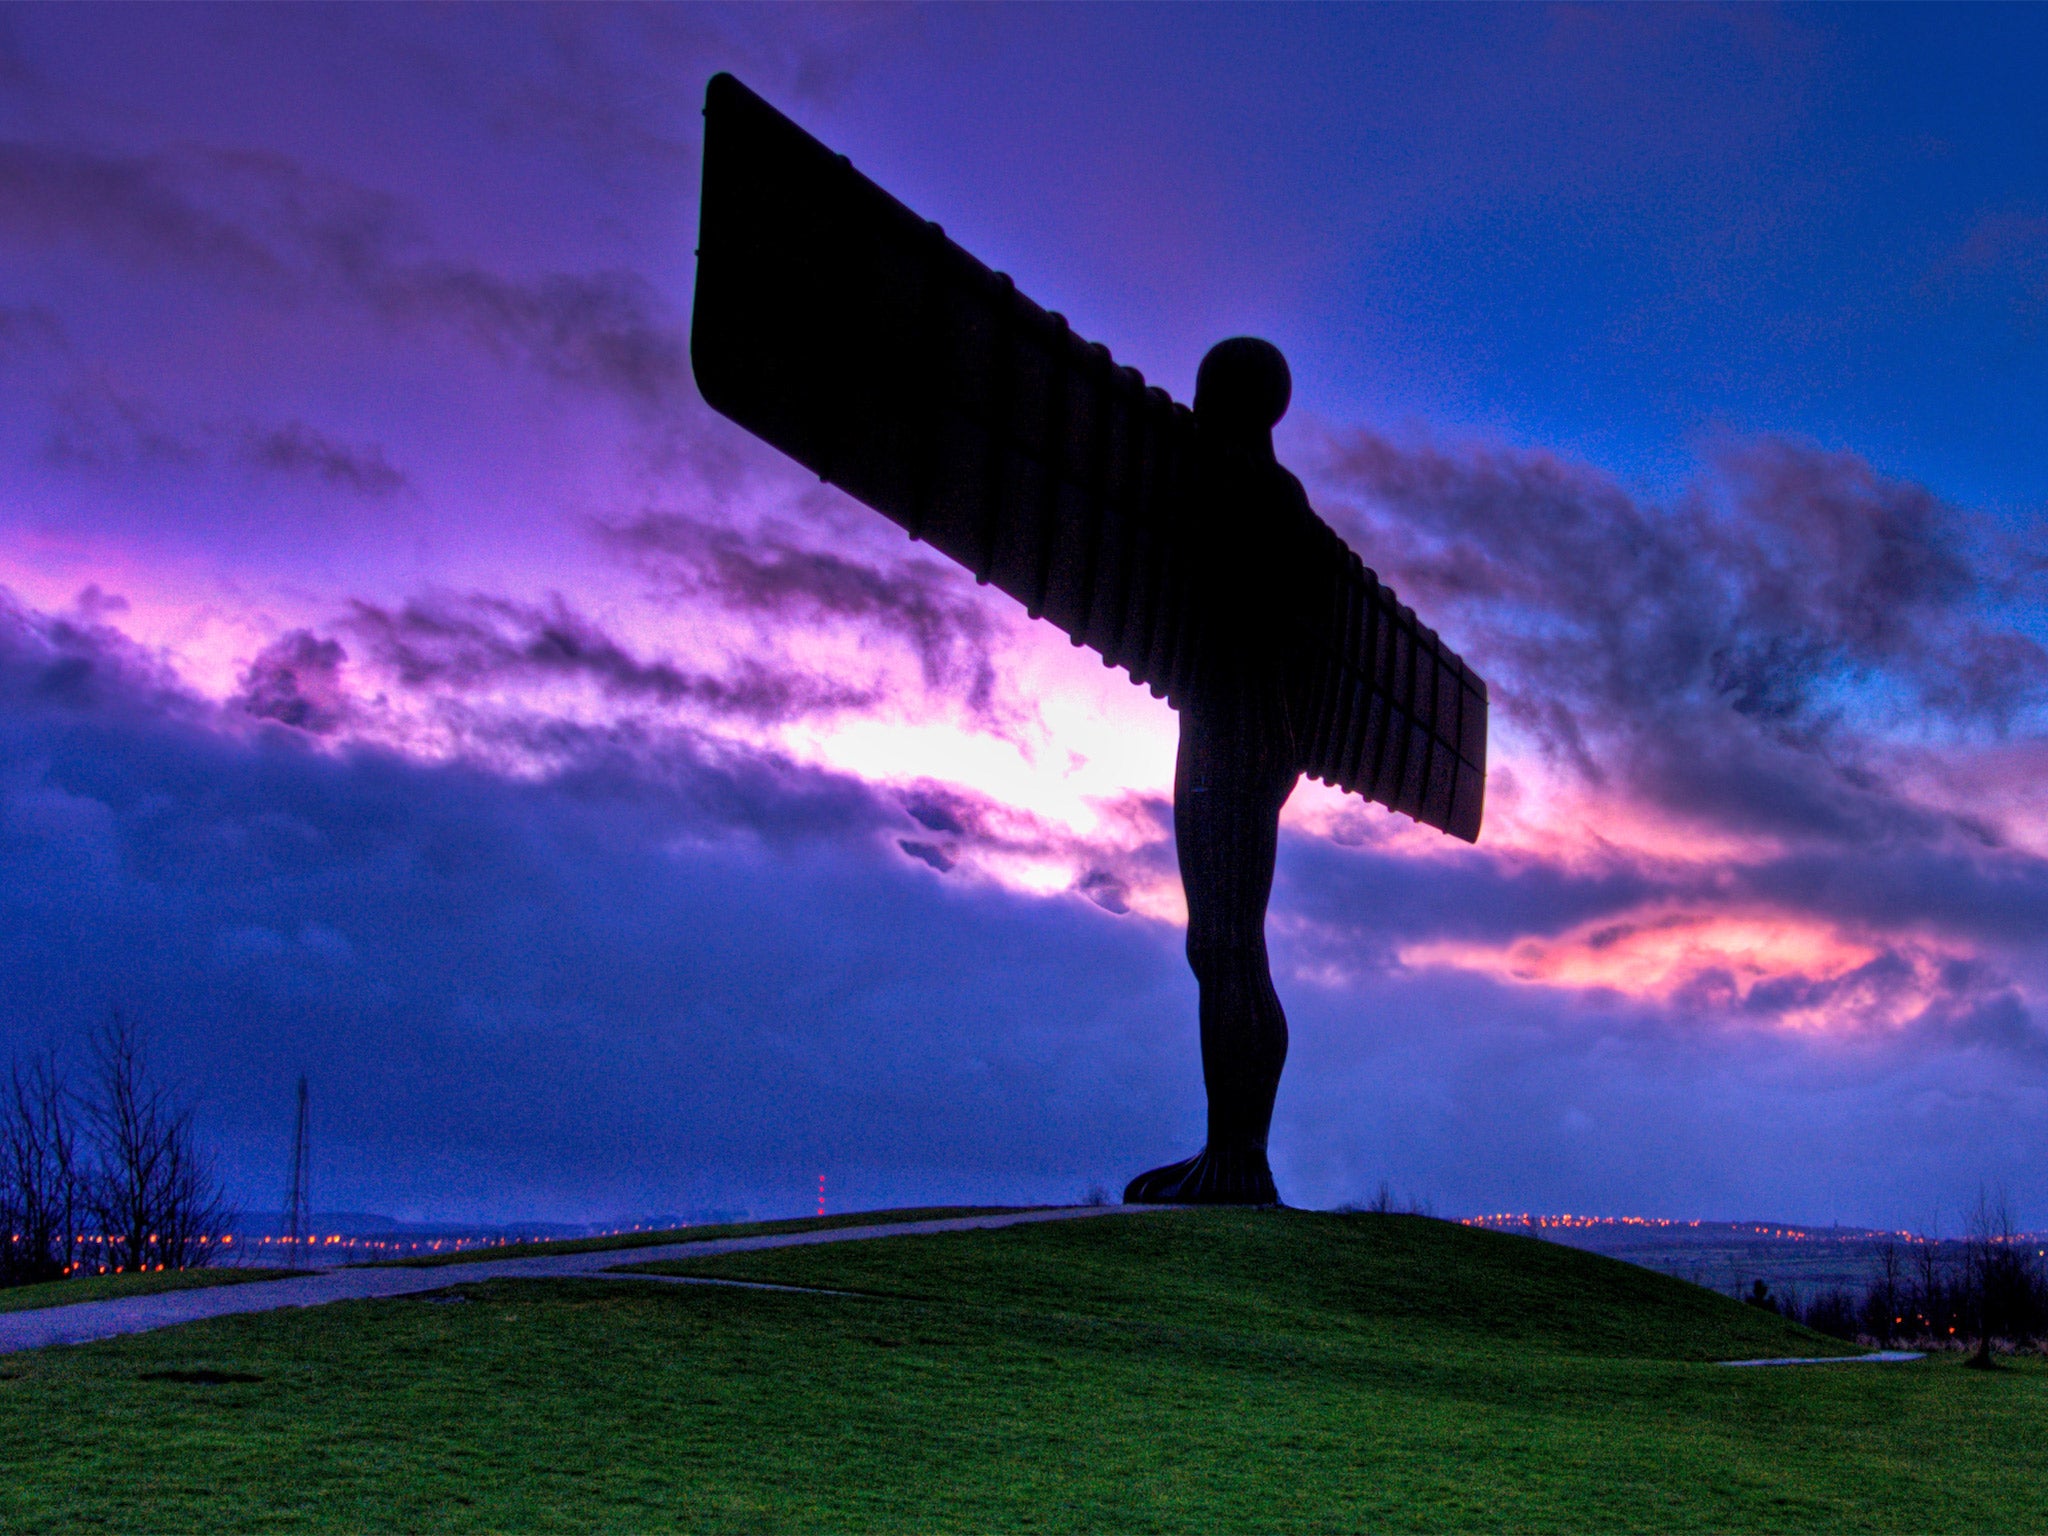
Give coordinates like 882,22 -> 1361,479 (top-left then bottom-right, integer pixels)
3,5 -> 2045,1226
1402,908 -> 1961,1032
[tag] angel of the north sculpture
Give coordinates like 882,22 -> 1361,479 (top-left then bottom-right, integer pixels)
690,74 -> 1488,1206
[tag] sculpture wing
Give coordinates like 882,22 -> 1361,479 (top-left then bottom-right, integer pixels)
691,72 -> 1200,701
692,72 -> 1488,841
1288,517 -> 1489,843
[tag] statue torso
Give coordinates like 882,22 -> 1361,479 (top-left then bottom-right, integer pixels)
1182,432 -> 1320,764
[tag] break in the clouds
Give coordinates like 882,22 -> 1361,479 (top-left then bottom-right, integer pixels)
2,5 -> 2046,1226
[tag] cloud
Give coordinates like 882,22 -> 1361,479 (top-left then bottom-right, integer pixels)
232,630 -> 353,735
1313,429 -> 2048,849
872,776 -> 1177,919
603,510 -> 1011,723
904,794 -> 968,836
0,584 -> 197,725
344,589 -> 875,726
0,141 -> 280,275
38,380 -> 407,499
345,260 -> 687,411
355,4 -> 876,185
4,573 -> 2047,1225
42,380 -> 197,468
0,136 -> 689,412
897,838 -> 955,873
1239,430 -> 2048,1064
0,582 -> 1193,1219
1401,904 -> 1977,1034
243,423 -> 407,496
1076,868 -> 1132,915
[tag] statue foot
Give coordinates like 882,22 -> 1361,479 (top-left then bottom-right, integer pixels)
1122,1144 -> 1280,1206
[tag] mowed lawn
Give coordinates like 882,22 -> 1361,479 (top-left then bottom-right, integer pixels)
0,1211 -> 2042,1532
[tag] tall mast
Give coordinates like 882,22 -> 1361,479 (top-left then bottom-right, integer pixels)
282,1076 -> 310,1267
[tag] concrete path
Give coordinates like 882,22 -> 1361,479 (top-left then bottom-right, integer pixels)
0,1206 -> 1141,1356
1720,1351 -> 1925,1367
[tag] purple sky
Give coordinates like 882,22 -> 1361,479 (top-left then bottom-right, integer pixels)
4,4 -> 2047,1227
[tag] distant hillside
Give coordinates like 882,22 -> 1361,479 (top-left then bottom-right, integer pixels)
1466,1214 -> 2048,1302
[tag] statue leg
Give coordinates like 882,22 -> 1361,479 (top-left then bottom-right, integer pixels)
1124,702 -> 1296,1205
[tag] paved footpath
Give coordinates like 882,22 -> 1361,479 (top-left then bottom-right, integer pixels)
0,1206 -> 1143,1356
1721,1350 -> 1924,1367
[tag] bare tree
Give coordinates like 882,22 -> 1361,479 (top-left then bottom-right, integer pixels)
1964,1189 -> 2000,1369
1912,1229 -> 1946,1342
0,1050 -> 80,1285
1863,1241 -> 1904,1346
79,1013 -> 231,1274
1960,1186 -> 2047,1366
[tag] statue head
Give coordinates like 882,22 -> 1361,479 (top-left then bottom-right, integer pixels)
1195,337 -> 1291,448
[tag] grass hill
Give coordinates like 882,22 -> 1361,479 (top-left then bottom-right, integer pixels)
631,1205 -> 1860,1361
3,1208 -> 2043,1532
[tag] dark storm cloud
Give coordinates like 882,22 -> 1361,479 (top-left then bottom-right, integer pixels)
243,423 -> 407,496
1315,430 -> 2048,843
1273,955 -> 2048,1227
1265,836 -> 2048,1222
344,589 -> 874,726
0,583 -> 1190,1218
604,511 -> 1008,721
1270,428 -> 2048,1088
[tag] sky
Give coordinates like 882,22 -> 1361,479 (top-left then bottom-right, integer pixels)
3,3 -> 2047,1228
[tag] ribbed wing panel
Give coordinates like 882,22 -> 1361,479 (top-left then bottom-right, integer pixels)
692,72 -> 1198,701
692,71 -> 1488,840
1292,527 -> 1488,842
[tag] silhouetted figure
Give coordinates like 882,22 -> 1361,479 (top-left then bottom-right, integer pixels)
690,75 -> 1489,1207
1125,340 -> 1307,1204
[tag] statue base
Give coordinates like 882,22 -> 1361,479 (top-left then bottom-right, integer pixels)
1123,1144 -> 1280,1206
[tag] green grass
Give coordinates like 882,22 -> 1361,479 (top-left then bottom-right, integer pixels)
3,1209 -> 2043,1532
631,1207 -> 1865,1361
382,1205 -> 1026,1266
0,1266 -> 295,1314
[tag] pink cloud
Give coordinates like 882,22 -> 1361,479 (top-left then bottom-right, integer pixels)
1402,903 -> 1969,1035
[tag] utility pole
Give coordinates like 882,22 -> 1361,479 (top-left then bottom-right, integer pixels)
282,1076 -> 310,1268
